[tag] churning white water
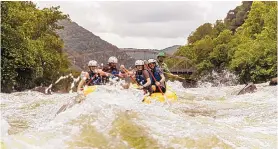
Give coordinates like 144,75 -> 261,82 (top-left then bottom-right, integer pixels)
1,81 -> 277,149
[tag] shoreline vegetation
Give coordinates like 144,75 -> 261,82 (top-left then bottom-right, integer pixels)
1,2 -> 73,93
166,1 -> 277,84
1,1 -> 277,93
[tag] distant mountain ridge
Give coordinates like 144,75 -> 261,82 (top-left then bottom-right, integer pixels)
162,45 -> 181,55
121,48 -> 158,51
56,19 -> 181,69
120,48 -> 159,60
56,20 -> 134,71
119,45 -> 181,60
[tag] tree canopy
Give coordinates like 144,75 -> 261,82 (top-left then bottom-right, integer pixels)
1,1 -> 71,92
168,1 -> 277,83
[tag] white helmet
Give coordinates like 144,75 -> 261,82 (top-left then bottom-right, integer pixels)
88,60 -> 97,67
148,59 -> 156,64
108,56 -> 118,63
135,60 -> 144,66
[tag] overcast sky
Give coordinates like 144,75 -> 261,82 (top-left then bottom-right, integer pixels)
36,1 -> 241,49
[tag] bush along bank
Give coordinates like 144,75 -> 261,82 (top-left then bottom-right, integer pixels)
1,2 -> 72,93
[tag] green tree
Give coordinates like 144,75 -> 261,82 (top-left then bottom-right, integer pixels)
1,1 -> 70,92
209,30 -> 233,71
187,23 -> 213,44
229,1 -> 277,83
211,20 -> 227,38
163,1 -> 277,84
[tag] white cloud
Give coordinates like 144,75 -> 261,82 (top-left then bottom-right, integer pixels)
36,1 -> 241,49
96,32 -> 187,49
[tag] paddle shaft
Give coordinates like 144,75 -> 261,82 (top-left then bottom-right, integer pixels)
237,83 -> 248,95
85,73 -> 97,86
144,64 -> 164,95
165,72 -> 185,80
122,67 -> 141,86
57,73 -> 96,116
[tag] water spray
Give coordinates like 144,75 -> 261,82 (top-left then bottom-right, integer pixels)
45,73 -> 81,94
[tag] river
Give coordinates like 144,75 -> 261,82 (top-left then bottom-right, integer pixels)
1,81 -> 277,149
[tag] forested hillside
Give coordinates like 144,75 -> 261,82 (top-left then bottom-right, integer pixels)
56,20 -> 134,70
167,1 -> 277,83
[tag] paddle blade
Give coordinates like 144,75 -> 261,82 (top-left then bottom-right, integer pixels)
56,104 -> 67,116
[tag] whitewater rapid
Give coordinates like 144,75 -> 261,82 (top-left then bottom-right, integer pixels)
1,81 -> 277,149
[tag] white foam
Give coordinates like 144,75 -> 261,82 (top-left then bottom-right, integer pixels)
1,117 -> 10,136
0,82 -> 277,148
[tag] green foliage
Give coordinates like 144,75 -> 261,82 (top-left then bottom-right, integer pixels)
194,36 -> 213,63
1,1 -> 71,92
187,23 -> 213,44
167,1 -> 277,83
209,30 -> 233,71
230,1 -> 277,83
173,45 -> 195,61
211,20 -> 227,38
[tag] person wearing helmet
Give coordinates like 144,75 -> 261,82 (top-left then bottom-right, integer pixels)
102,56 -> 121,84
133,60 -> 152,93
117,60 -> 151,92
147,58 -> 166,93
102,56 -> 119,75
77,60 -> 104,94
157,51 -> 170,73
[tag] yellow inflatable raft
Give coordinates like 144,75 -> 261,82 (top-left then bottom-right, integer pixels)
142,90 -> 178,104
82,84 -> 178,104
131,83 -> 178,104
83,86 -> 97,96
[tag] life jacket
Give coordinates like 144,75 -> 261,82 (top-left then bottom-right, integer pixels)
150,66 -> 162,85
85,71 -> 101,85
101,66 -> 119,83
111,68 -> 119,76
135,70 -> 147,85
103,66 -> 119,75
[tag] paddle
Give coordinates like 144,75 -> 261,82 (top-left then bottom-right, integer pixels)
121,67 -> 149,95
164,72 -> 197,88
237,83 -> 249,95
164,72 -> 186,80
121,67 -> 140,86
85,73 -> 97,86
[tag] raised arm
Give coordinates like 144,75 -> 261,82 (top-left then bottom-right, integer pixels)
77,71 -> 88,93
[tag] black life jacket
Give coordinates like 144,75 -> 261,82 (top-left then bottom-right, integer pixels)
85,71 -> 101,85
135,70 -> 147,85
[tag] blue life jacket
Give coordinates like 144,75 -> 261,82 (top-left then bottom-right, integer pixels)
110,68 -> 119,79
150,66 -> 162,85
135,71 -> 147,85
102,66 -> 119,82
111,68 -> 119,75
